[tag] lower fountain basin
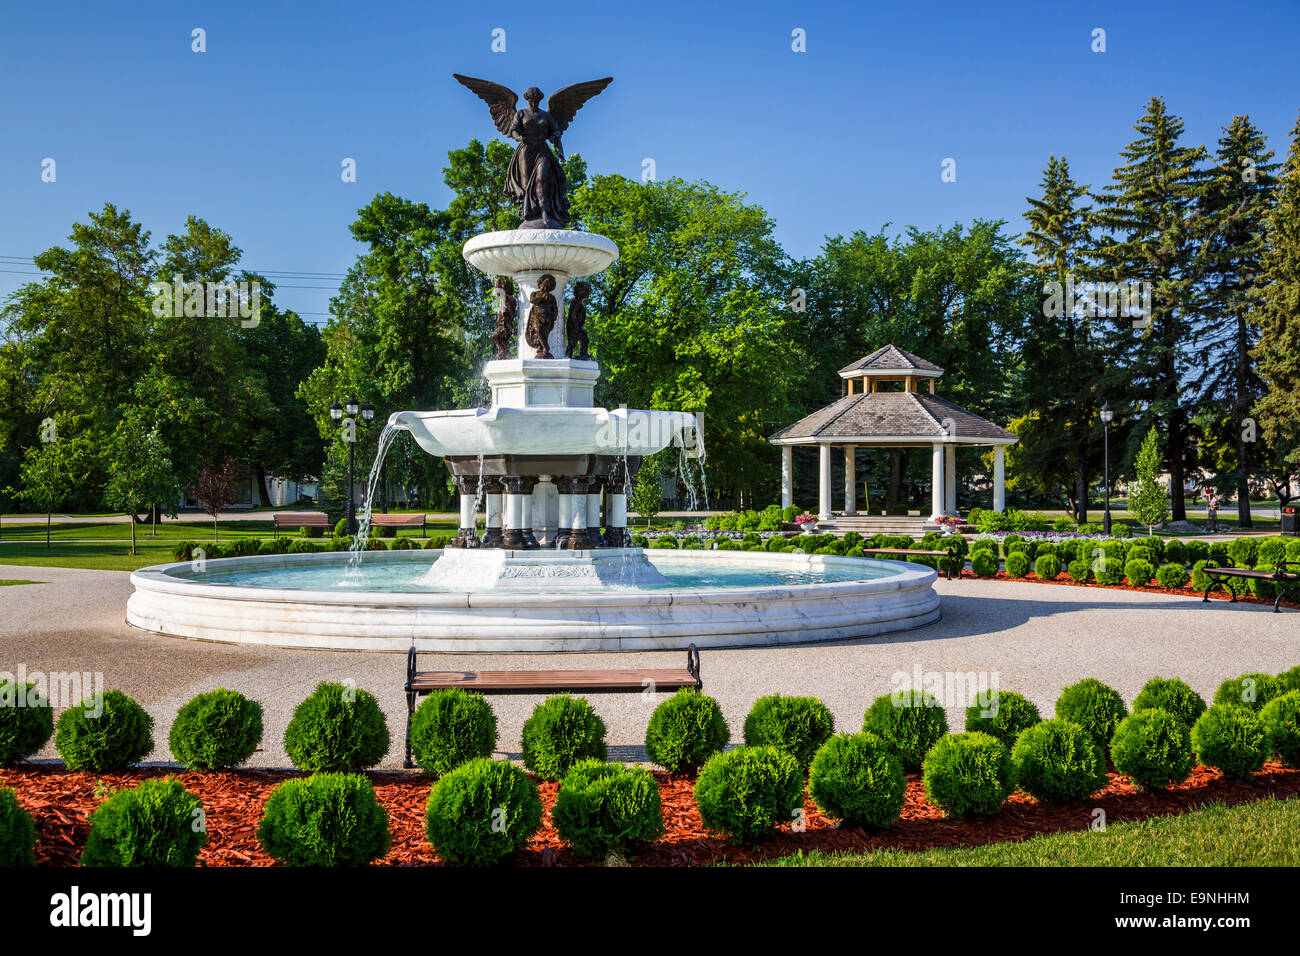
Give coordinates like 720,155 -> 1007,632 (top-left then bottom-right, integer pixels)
126,550 -> 940,652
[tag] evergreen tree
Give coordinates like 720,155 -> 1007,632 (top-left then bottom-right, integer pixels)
1130,426 -> 1170,533
1091,97 -> 1208,523
1254,112 -> 1300,495
1190,116 -> 1279,526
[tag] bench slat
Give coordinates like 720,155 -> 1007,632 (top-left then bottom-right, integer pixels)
410,668 -> 697,692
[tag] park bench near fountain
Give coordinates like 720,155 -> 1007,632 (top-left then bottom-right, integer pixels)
402,645 -> 702,767
1200,559 -> 1300,613
272,512 -> 330,531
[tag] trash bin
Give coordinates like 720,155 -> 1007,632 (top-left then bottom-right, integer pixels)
1283,505 -> 1298,536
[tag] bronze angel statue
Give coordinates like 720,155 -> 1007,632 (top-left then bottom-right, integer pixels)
452,74 -> 612,229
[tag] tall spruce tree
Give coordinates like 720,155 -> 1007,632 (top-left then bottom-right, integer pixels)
1091,97 -> 1208,522
1017,155 -> 1106,520
1253,112 -> 1300,496
1191,116 -> 1278,526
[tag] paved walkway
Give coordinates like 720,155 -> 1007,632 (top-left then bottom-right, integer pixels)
2,564 -> 1295,770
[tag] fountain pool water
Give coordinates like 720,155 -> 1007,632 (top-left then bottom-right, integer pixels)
126,226 -> 942,651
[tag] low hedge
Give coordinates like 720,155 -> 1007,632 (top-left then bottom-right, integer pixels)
862,690 -> 949,771
1191,704 -> 1269,778
964,689 -> 1042,749
425,757 -> 543,865
807,732 -> 906,829
922,732 -> 1017,817
1109,708 -> 1194,789
409,688 -> 498,778
694,745 -> 803,844
551,760 -> 664,860
82,777 -> 206,867
0,679 -> 54,766
258,772 -> 391,867
1011,719 -> 1109,804
283,682 -> 390,773
742,694 -> 835,772
521,695 -> 607,781
644,689 -> 729,774
1055,678 -> 1128,751
55,691 -> 154,772
168,688 -> 263,770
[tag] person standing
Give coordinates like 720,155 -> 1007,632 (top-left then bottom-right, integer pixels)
1205,486 -> 1220,533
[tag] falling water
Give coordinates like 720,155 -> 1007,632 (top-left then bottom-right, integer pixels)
348,422 -> 400,569
675,418 -> 709,515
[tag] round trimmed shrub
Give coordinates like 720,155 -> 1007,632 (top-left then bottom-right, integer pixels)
1260,691 -> 1300,768
743,694 -> 834,772
55,690 -> 153,772
694,745 -> 803,844
1163,539 -> 1186,565
970,538 -> 998,556
521,695 -> 607,781
808,732 -> 905,828
965,689 -> 1042,749
644,689 -> 729,774
1011,719 -> 1109,804
1131,677 -> 1206,728
1191,559 -> 1216,593
408,688 -> 498,778
1109,708 -> 1193,789
1184,540 -> 1210,564
551,760 -> 664,860
0,787 -> 35,866
258,772 -> 390,866
169,688 -> 263,770
1034,554 -> 1061,580
971,550 -> 999,577
1213,672 -> 1281,713
283,682 -> 390,773
1154,563 -> 1190,590
862,690 -> 949,771
0,679 -> 54,766
1228,536 -> 1258,568
1067,559 -> 1091,583
425,757 -> 543,865
922,732 -> 1016,818
1095,555 -> 1125,586
1124,558 -> 1154,586
1191,704 -> 1269,778
1055,678 -> 1128,751
81,777 -> 206,867
1004,551 -> 1030,578
1278,665 -> 1300,694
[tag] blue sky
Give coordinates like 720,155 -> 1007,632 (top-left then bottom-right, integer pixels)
2,0 -> 1297,322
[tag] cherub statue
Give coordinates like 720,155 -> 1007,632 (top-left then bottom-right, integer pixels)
491,276 -> 515,360
566,281 -> 591,360
525,274 -> 558,359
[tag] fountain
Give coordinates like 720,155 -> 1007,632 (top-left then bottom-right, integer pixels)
124,73 -> 941,651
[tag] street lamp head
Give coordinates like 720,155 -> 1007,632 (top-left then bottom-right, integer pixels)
361,402 -> 375,423
1100,402 -> 1114,424
345,396 -> 360,418
329,402 -> 344,422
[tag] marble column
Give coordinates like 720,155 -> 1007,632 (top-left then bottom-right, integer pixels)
585,477 -> 604,547
451,475 -> 480,548
501,476 -> 526,549
567,476 -> 597,550
944,444 -> 957,515
930,443 -> 944,520
993,445 -> 1006,512
481,477 -> 504,548
781,445 -> 793,509
531,476 -> 555,547
604,472 -> 631,547
555,477 -> 574,550
518,476 -> 539,549
843,445 -> 857,515
818,444 -> 832,521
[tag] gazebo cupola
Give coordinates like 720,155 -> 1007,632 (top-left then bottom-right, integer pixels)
769,344 -> 1018,527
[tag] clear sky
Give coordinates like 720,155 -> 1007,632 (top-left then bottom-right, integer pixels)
2,0 -> 1297,323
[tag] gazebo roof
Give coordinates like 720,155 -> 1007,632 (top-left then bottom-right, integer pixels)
838,344 -> 943,378
769,390 -> 1016,445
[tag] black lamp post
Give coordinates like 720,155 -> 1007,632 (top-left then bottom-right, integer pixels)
330,397 -> 376,534
1100,401 -> 1114,536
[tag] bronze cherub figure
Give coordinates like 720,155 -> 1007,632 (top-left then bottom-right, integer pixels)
491,276 -> 516,360
525,274 -> 559,359
566,281 -> 591,360
452,74 -> 612,229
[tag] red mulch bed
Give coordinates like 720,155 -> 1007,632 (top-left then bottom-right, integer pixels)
955,569 -> 1300,610
6,761 -> 1299,867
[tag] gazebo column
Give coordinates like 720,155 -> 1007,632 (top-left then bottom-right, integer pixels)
818,444 -> 832,521
993,445 -> 1006,512
930,443 -> 944,520
843,445 -> 856,515
781,445 -> 793,509
944,445 -> 957,515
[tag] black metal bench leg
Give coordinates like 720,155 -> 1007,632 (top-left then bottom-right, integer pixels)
404,690 -> 415,769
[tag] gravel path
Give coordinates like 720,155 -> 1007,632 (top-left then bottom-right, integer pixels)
2,564 -> 1295,770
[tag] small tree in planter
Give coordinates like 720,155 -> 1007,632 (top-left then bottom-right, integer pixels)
190,457 -> 239,543
1129,426 -> 1169,534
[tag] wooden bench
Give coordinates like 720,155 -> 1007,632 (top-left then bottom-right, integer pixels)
370,513 -> 426,535
273,511 -> 330,530
862,545 -> 962,580
403,644 -> 702,768
1201,559 -> 1300,613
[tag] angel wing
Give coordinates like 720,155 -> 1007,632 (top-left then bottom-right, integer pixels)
452,74 -> 518,136
546,77 -> 613,133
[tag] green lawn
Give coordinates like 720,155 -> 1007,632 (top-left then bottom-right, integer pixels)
0,519 -> 277,541
0,579 -> 41,586
758,796 -> 1300,866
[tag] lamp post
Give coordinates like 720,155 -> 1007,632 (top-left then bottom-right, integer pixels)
1100,401 -> 1114,536
330,397 -> 376,534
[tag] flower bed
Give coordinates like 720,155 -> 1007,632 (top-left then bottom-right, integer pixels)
958,569 -> 1300,611
6,761 -> 1299,867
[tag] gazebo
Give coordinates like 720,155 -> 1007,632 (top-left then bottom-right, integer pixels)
768,345 -> 1017,525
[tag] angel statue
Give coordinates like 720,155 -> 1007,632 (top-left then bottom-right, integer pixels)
525,274 -> 559,359
491,276 -> 516,360
452,74 -> 613,229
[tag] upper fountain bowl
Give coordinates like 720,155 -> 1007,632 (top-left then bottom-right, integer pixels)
463,229 -> 619,278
